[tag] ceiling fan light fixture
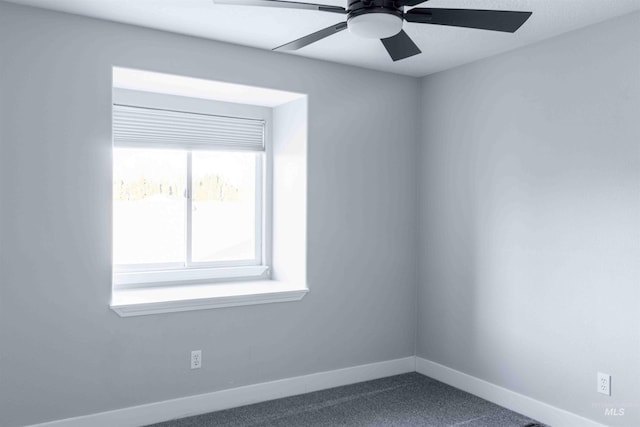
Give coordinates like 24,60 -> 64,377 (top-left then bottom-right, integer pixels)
347,10 -> 403,39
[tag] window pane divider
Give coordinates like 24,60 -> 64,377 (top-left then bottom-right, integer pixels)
186,150 -> 193,267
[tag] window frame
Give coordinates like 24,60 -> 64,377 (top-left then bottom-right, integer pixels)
112,88 -> 272,289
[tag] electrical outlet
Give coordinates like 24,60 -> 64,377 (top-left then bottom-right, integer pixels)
597,372 -> 610,396
191,350 -> 202,370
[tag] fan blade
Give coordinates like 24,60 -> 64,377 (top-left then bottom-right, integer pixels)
213,0 -> 346,14
404,8 -> 532,33
274,22 -> 348,51
381,30 -> 421,62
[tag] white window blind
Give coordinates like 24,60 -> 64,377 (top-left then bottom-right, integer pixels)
113,104 -> 265,151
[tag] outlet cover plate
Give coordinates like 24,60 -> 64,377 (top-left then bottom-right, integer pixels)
191,350 -> 202,370
598,372 -> 610,396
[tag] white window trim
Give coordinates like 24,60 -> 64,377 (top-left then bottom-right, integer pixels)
110,72 -> 308,317
114,265 -> 270,287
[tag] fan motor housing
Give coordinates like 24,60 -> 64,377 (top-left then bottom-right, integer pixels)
347,0 -> 400,13
346,0 -> 403,39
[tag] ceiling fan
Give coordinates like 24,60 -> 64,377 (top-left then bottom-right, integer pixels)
212,0 -> 532,61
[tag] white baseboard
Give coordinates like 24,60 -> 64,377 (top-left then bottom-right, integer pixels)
28,356 -> 416,427
415,357 -> 606,427
28,356 -> 604,427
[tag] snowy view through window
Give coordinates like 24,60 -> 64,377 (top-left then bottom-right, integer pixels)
113,148 -> 258,267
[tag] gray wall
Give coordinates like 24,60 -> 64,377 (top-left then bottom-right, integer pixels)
417,11 -> 640,427
2,2 -> 638,426
0,3 -> 419,426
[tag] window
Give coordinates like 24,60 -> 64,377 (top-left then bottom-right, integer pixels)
109,68 -> 308,317
112,103 -> 268,287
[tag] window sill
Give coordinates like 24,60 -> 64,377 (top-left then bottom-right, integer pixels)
110,280 -> 308,317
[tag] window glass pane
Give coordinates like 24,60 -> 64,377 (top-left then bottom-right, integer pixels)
113,148 -> 186,265
192,151 -> 257,263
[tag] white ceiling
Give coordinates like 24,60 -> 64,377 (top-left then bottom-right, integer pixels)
6,0 -> 640,77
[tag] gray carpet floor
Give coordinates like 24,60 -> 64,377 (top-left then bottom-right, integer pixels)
146,373 -> 546,427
